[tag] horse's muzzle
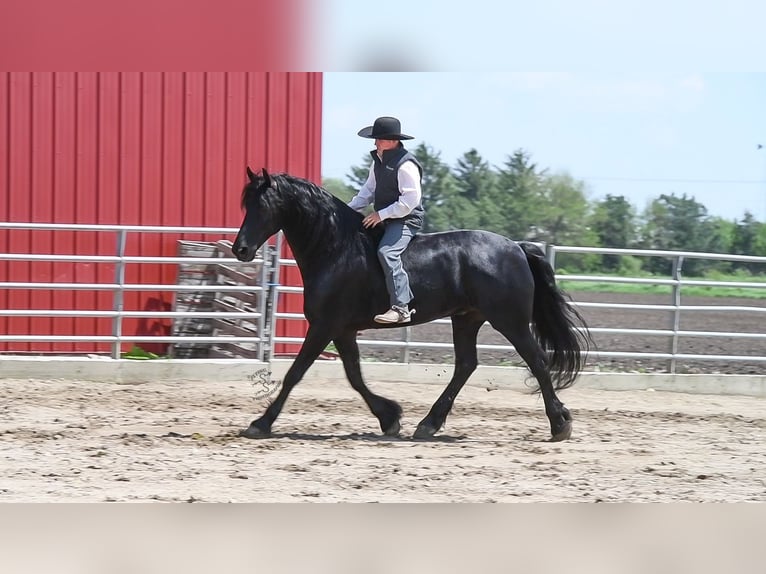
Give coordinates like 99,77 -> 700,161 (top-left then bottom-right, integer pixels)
232,240 -> 256,262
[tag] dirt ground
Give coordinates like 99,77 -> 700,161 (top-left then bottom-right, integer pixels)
357,292 -> 766,375
1,375 -> 764,502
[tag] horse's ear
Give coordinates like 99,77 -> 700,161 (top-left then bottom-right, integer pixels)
262,168 -> 272,188
246,166 -> 257,182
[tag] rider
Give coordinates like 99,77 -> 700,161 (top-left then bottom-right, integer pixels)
347,116 -> 424,324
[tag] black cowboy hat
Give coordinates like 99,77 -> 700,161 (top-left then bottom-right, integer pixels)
357,116 -> 414,140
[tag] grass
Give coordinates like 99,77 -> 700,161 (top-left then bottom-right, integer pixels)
121,345 -> 169,360
558,274 -> 766,299
324,342 -> 338,354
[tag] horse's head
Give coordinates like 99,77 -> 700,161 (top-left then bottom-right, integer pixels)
233,166 -> 282,262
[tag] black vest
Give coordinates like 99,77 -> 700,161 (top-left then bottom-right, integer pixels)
370,146 -> 425,228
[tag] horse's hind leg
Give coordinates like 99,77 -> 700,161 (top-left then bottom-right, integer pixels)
413,313 -> 484,439
334,331 -> 402,436
490,320 -> 572,441
240,324 -> 331,438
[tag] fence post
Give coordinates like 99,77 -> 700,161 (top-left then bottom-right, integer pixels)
263,233 -> 284,362
401,326 -> 412,363
111,229 -> 127,359
544,243 -> 556,269
668,255 -> 684,373
256,243 -> 270,362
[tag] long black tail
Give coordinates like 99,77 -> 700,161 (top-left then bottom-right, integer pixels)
519,241 -> 593,390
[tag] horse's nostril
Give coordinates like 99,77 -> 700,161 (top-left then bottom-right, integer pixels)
234,243 -> 255,261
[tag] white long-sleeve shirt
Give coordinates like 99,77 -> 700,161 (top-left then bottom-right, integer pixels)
347,159 -> 422,221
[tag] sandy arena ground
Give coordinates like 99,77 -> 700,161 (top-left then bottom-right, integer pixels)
1,375 -> 764,502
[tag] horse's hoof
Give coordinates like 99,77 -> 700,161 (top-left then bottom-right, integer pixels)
239,424 -> 271,439
413,423 -> 437,440
550,420 -> 572,442
383,420 -> 401,437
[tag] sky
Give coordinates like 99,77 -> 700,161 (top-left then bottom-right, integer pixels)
316,1 -> 766,222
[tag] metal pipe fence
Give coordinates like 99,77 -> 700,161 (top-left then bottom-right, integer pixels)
1,222 -> 765,373
0,222 -> 268,360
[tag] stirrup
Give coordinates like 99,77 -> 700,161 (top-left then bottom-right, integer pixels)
393,305 -> 414,322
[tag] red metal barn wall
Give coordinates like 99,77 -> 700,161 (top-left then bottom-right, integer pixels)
0,72 -> 320,355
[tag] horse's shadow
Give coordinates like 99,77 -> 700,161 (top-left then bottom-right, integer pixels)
158,430 -> 557,444
263,431 -> 468,443
166,430 -> 468,443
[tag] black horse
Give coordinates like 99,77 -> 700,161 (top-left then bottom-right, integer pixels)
233,167 -> 592,441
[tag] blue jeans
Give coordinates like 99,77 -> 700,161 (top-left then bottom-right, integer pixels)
377,220 -> 417,308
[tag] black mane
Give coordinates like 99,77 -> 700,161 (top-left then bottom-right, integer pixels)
241,172 -> 384,254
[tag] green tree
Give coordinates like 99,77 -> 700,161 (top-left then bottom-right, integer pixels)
410,143 -> 461,232
731,211 -> 766,272
327,145 -> 765,279
756,224 -> 766,261
589,195 -> 637,271
494,149 -> 545,240
534,173 -> 599,271
451,149 -> 496,230
321,177 -> 356,203
536,173 -> 592,245
704,216 -> 736,273
639,193 -> 715,275
346,153 -> 375,189
454,149 -> 495,202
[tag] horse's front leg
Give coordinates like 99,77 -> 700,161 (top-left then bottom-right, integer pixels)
240,324 -> 331,438
333,331 -> 402,436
